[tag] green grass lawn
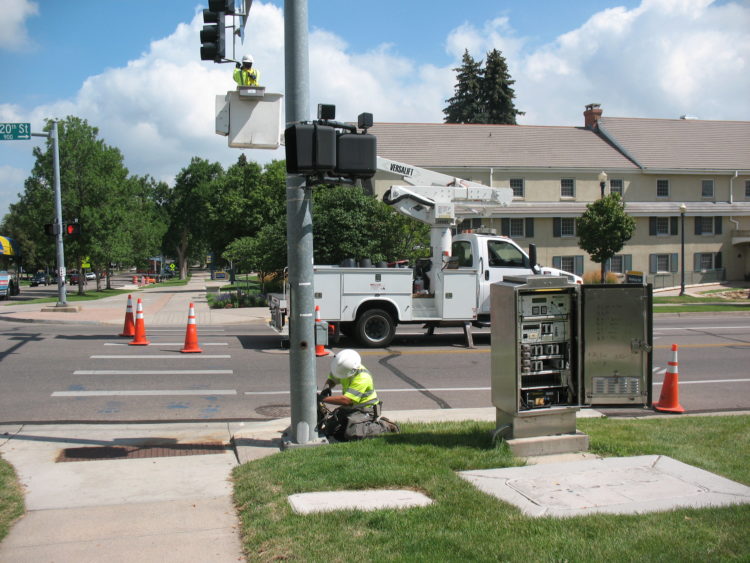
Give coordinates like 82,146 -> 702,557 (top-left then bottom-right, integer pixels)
0,457 -> 24,542
233,416 -> 750,562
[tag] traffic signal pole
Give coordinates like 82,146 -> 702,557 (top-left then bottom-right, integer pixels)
33,121 -> 68,306
283,0 -> 319,446
51,121 -> 68,306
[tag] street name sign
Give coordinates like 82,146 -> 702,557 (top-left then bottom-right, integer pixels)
0,123 -> 31,140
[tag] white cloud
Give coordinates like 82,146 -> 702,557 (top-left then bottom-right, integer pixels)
0,0 -> 38,51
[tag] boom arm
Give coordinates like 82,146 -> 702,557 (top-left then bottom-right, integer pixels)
376,156 -> 514,297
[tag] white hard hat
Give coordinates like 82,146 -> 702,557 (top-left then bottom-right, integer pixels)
241,54 -> 254,64
330,349 -> 361,380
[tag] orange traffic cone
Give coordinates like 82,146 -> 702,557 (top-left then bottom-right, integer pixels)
119,294 -> 135,337
180,302 -> 203,353
654,344 -> 685,413
128,298 -> 150,346
314,305 -> 330,357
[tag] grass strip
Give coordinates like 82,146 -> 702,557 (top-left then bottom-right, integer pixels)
0,456 -> 24,542
233,416 -> 749,562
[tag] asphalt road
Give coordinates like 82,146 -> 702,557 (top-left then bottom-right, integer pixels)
0,315 -> 747,423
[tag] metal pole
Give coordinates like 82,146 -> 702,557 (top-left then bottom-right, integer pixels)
284,0 -> 317,445
51,121 -> 68,306
679,207 -> 686,296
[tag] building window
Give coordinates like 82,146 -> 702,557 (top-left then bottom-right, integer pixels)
745,180 -> 750,198
649,216 -> 678,236
649,253 -> 678,274
552,255 -> 584,275
695,216 -> 722,236
560,178 -> 575,198
463,218 -> 482,231
694,252 -> 722,271
510,178 -> 524,198
701,179 -> 714,198
656,179 -> 669,198
656,217 -> 670,235
607,254 -> 632,274
610,179 -> 623,196
501,218 -> 534,238
552,217 -> 576,237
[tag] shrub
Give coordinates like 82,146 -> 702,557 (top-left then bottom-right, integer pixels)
583,270 -> 620,284
207,291 -> 268,309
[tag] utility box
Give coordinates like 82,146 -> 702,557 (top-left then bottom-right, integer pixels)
491,276 -> 652,439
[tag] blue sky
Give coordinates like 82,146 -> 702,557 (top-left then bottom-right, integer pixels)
1,0 -> 748,220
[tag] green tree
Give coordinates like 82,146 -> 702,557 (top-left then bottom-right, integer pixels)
163,157 -> 223,279
577,192 -> 636,283
312,185 -> 429,265
444,48 -> 524,125
7,117 -> 135,293
483,48 -> 524,125
443,50 -> 485,124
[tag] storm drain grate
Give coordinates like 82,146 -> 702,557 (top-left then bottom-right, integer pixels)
56,442 -> 230,462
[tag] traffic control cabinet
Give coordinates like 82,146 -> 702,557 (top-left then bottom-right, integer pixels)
491,276 -> 653,439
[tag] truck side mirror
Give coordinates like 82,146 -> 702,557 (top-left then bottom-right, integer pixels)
528,243 -> 538,271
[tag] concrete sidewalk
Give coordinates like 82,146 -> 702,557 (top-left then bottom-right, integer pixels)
0,272 -> 269,328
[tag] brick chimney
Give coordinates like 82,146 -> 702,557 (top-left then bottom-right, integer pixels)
584,103 -> 603,129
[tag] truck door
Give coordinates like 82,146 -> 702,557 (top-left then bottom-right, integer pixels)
479,239 -> 533,315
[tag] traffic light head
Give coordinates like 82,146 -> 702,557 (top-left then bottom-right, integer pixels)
65,223 -> 81,236
44,223 -> 59,236
200,1 -> 232,62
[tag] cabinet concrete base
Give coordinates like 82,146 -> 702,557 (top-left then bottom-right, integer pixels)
506,431 -> 589,458
496,406 -> 579,439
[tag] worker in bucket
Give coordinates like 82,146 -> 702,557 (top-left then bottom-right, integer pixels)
317,349 -> 399,441
233,54 -> 260,86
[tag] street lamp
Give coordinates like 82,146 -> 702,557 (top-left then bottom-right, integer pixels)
598,171 -> 608,198
679,203 -> 687,296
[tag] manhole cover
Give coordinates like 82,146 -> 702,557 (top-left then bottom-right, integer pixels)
57,442 -> 229,462
256,404 -> 291,418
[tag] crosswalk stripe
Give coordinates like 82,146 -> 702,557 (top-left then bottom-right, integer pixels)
73,370 -> 233,375
90,355 -> 231,359
52,389 -> 237,397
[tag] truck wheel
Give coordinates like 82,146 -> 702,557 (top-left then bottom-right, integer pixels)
355,309 -> 395,348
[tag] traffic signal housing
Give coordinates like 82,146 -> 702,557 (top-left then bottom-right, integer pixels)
65,222 -> 81,236
44,223 -> 59,236
200,0 -> 235,62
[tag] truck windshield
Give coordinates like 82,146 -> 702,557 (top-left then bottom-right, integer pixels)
487,240 -> 527,268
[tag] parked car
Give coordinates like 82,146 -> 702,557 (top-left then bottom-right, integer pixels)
85,272 -> 96,280
30,272 -> 51,287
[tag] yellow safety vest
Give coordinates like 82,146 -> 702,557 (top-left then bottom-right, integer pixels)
233,67 -> 260,86
329,366 -> 379,406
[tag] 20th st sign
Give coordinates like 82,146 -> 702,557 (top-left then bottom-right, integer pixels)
0,123 -> 31,141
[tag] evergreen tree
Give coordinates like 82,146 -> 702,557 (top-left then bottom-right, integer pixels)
483,48 -> 524,124
443,48 -> 524,125
443,50 -> 485,124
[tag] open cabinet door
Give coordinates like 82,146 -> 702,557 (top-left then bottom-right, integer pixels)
581,284 -> 653,406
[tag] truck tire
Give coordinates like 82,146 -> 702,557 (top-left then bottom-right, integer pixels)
355,309 -> 396,348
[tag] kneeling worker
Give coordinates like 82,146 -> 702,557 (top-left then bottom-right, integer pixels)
233,54 -> 260,86
318,349 -> 399,441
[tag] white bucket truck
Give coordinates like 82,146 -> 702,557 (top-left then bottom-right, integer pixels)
269,157 -> 577,347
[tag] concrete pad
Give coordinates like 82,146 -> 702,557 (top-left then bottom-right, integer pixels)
288,489 -> 433,514
459,455 -> 750,518
0,497 -> 242,563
